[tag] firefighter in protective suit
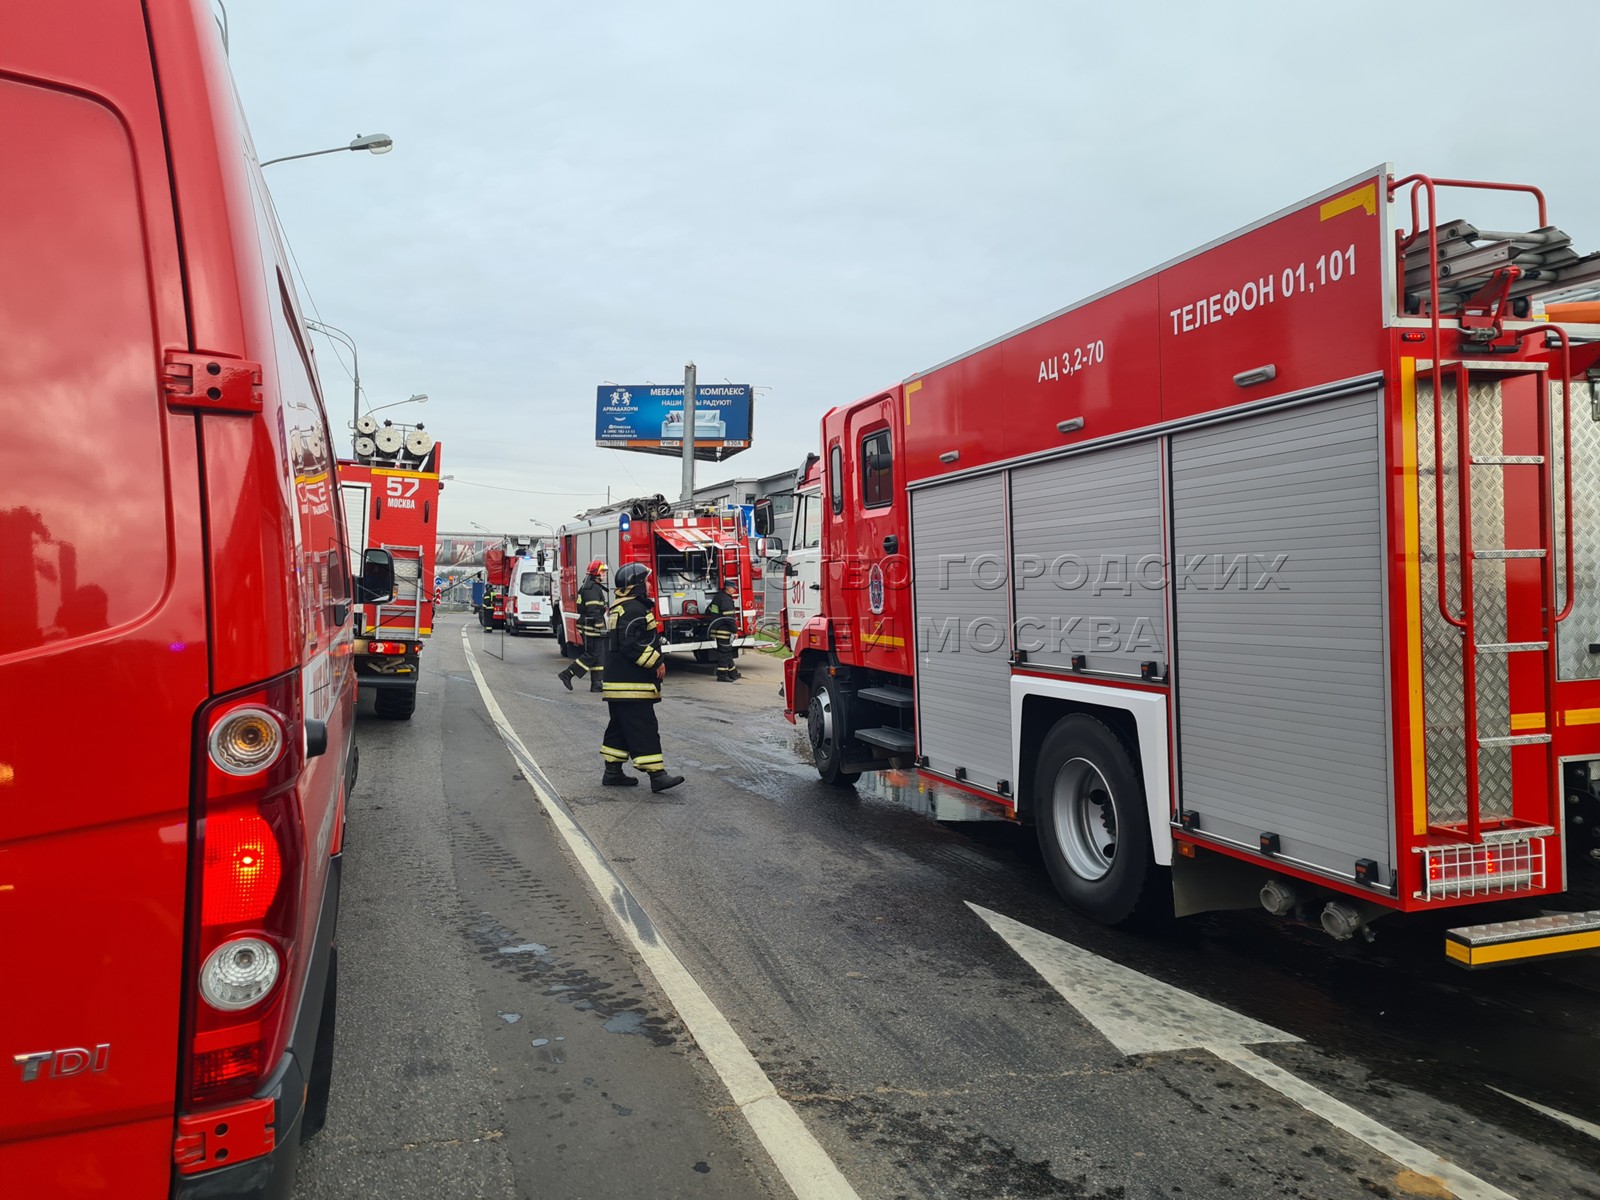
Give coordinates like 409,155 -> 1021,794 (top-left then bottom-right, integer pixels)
557,559 -> 609,692
600,563 -> 685,792
706,576 -> 742,683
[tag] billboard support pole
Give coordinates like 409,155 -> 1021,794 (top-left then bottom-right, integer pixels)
679,361 -> 697,512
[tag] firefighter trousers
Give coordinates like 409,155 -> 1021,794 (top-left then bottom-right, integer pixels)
601,701 -> 665,773
572,634 -> 606,677
714,634 -> 738,677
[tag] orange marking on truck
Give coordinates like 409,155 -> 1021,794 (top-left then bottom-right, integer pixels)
1320,183 -> 1376,220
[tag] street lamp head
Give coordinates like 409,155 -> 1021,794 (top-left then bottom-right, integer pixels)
407,393 -> 428,404
350,133 -> 394,155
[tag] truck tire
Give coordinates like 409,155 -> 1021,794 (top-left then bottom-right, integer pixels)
808,667 -> 860,788
300,946 -> 339,1143
1033,714 -> 1165,925
692,649 -> 714,665
374,686 -> 416,721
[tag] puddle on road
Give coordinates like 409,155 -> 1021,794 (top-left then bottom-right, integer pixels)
602,1011 -> 648,1035
498,1011 -> 521,1024
497,941 -> 549,956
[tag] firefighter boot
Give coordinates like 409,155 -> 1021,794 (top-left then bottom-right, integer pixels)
648,770 -> 685,794
556,665 -> 576,691
590,674 -> 604,693
602,763 -> 638,787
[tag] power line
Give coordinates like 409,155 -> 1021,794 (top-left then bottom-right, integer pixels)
258,171 -> 359,392
446,476 -> 608,498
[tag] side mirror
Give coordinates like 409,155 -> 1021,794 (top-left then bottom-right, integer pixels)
762,535 -> 785,558
753,499 -> 774,537
356,548 -> 396,604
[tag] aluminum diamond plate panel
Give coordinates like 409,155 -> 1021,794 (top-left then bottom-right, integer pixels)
1554,382 -> 1600,680
1416,378 -> 1513,825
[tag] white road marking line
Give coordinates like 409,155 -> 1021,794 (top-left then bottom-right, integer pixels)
463,633 -> 860,1200
1489,1087 -> 1600,1143
969,904 -> 1518,1200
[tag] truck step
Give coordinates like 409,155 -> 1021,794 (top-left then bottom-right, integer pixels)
854,726 -> 915,754
1445,909 -> 1600,968
856,685 -> 915,709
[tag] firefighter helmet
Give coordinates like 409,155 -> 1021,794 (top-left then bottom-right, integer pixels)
614,562 -> 652,591
586,559 -> 607,576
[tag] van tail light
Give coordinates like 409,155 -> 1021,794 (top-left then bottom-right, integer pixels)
180,671 -> 306,1119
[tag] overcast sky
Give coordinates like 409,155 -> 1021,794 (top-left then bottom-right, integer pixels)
229,0 -> 1600,536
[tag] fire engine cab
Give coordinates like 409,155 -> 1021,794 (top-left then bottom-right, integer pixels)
558,495 -> 755,661
337,425 -> 442,721
784,166 -> 1600,966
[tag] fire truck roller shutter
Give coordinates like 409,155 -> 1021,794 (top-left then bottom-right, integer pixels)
911,474 -> 1013,793
1011,440 -> 1166,677
1169,388 -> 1394,884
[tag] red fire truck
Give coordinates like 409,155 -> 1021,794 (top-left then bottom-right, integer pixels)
337,428 -> 442,721
557,496 -> 756,661
784,166 -> 1600,966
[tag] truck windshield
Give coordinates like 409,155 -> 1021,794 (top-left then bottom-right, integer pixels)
519,572 -> 553,596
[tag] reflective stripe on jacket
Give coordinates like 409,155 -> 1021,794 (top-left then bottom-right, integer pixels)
602,594 -> 663,701
578,576 -> 609,636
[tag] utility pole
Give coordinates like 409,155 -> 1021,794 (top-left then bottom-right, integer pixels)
679,361 -> 697,512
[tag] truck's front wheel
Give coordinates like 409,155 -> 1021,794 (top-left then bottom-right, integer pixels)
809,668 -> 860,788
1033,714 -> 1164,925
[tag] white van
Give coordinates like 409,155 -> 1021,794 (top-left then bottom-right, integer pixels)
506,559 -> 556,636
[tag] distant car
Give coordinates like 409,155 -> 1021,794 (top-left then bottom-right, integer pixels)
506,561 -> 557,637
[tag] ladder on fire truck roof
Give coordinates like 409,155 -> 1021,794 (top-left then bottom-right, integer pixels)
1391,175 -> 1582,884
377,544 -> 424,640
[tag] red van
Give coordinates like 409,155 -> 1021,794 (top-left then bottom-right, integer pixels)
0,2 -> 391,1195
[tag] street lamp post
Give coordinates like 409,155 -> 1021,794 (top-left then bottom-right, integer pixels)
305,320 -> 361,452
260,133 -> 394,169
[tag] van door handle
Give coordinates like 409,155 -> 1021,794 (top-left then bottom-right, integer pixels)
883,535 -> 899,554
809,584 -> 821,591
306,719 -> 329,758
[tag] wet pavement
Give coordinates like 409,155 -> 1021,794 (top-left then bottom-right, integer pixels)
295,614 -> 1600,1199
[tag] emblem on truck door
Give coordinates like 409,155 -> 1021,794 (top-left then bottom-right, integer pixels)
11,1045 -> 109,1082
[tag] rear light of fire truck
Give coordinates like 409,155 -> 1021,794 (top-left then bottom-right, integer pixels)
180,673 -> 307,1126
367,640 -> 416,655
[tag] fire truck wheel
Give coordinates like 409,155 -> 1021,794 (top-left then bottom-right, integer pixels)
300,946 -> 339,1143
693,649 -> 714,665
1034,714 -> 1158,926
374,687 -> 416,721
809,668 -> 860,788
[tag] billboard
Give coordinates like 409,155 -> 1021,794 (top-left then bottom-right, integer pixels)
595,384 -> 753,461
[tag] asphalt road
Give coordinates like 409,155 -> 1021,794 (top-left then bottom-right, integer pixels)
294,614 -> 1600,1200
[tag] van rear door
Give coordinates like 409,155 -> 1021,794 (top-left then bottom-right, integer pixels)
0,4 -> 205,1194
